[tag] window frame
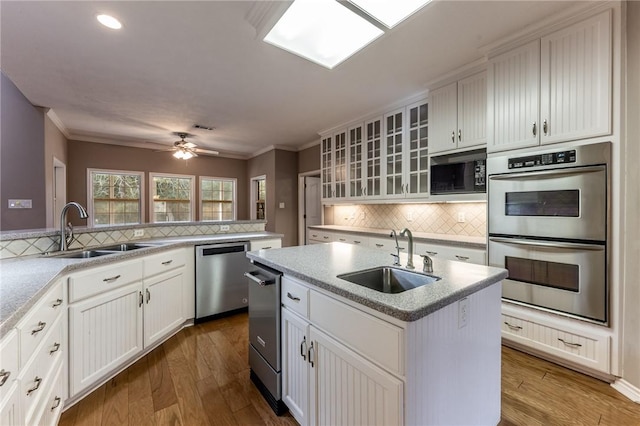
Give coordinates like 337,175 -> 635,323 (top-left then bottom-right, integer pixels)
149,172 -> 196,223
199,176 -> 237,222
87,168 -> 145,228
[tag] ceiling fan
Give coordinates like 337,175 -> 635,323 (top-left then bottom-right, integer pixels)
164,132 -> 219,159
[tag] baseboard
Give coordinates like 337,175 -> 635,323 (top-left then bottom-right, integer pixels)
612,379 -> 640,403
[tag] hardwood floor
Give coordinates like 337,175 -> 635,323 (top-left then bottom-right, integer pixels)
59,312 -> 640,426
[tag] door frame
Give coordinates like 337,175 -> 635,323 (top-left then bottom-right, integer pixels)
52,157 -> 67,228
298,170 -> 322,246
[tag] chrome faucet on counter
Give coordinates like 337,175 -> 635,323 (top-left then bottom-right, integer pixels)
389,230 -> 401,266
400,228 -> 414,269
59,202 -> 88,251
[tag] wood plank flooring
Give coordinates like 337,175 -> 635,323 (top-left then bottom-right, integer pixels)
59,312 -> 640,426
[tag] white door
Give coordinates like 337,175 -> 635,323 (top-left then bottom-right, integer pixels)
282,309 -> 311,426
69,282 -> 143,396
143,270 -> 185,348
304,177 -> 321,233
310,326 -> 403,426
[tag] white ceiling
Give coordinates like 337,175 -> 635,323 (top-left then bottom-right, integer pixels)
0,0 -> 581,158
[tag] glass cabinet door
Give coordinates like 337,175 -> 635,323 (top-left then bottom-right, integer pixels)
406,101 -> 429,196
348,125 -> 364,198
364,118 -> 382,197
384,110 -> 404,197
334,130 -> 347,199
321,135 -> 333,200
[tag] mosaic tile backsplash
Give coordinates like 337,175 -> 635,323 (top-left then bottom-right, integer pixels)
325,203 -> 487,237
0,222 -> 266,259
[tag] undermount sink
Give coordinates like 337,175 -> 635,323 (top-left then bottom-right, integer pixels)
337,266 -> 440,294
99,243 -> 156,251
53,250 -> 116,259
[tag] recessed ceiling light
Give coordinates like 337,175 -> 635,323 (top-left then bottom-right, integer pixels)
97,14 -> 122,30
348,0 -> 431,28
264,0 -> 383,69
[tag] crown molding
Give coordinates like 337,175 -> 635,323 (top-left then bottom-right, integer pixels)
45,108 -> 71,139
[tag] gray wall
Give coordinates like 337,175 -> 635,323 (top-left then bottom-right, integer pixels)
0,72 -> 46,231
622,0 -> 640,392
298,142 -> 320,174
67,140 -> 249,225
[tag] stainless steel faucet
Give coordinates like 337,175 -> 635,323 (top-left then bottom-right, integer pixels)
389,230 -> 401,266
400,228 -> 414,269
59,202 -> 88,251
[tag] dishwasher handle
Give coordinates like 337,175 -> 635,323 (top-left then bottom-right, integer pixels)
244,271 -> 275,286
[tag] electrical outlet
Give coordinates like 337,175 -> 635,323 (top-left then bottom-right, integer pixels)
407,211 -> 413,222
220,224 -> 230,231
458,298 -> 469,329
457,212 -> 466,223
133,229 -> 144,237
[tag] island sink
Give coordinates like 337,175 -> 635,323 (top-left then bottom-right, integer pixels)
337,266 -> 440,293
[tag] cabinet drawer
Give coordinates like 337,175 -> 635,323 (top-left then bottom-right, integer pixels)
17,281 -> 64,364
143,248 -> 186,277
369,236 -> 408,253
250,238 -> 281,250
282,276 -> 309,318
415,242 -> 486,265
501,313 -> 610,373
334,234 -> 369,247
33,359 -> 64,426
69,259 -> 143,302
0,330 -> 18,402
309,291 -> 404,375
307,229 -> 334,244
19,314 -> 64,424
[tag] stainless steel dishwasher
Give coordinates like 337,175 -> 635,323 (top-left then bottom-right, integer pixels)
195,242 -> 251,322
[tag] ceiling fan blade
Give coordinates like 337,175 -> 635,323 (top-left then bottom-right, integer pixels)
183,141 -> 197,148
194,148 -> 219,156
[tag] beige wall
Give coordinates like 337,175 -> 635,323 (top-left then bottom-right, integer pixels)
0,72 -> 46,231
298,142 -> 320,174
44,114 -> 68,227
67,140 -> 249,225
622,0 -> 640,392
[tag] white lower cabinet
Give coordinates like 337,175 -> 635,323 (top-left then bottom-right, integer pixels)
415,241 -> 486,265
0,382 -> 20,426
69,281 -> 144,396
282,308 -> 311,426
143,270 -> 185,348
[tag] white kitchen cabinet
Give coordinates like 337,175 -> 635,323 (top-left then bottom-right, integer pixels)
333,233 -> 369,247
369,235 -> 409,255
383,108 -> 406,198
0,381 -> 21,426
430,71 -> 487,154
143,270 -> 185,348
405,100 -> 430,198
488,10 -> 611,152
320,135 -> 334,201
69,281 -> 143,396
281,308 -> 311,426
414,241 -> 486,265
364,117 -> 383,198
347,124 -> 365,199
250,238 -> 282,250
307,229 -> 335,244
321,130 -> 348,202
0,329 -> 21,426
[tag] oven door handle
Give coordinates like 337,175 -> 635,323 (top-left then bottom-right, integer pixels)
489,165 -> 605,180
488,237 -> 604,251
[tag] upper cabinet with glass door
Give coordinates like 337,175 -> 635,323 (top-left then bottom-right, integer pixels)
321,135 -> 334,201
321,130 -> 348,202
487,10 -> 612,153
383,108 -> 405,198
405,100 -> 429,198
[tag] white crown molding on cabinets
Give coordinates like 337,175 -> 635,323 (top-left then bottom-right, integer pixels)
45,108 -> 71,139
480,0 -> 619,58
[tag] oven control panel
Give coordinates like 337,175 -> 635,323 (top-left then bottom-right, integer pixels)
508,149 -> 577,169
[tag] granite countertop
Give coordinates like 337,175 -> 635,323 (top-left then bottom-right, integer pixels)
0,232 -> 281,337
247,242 -> 507,322
308,225 -> 486,249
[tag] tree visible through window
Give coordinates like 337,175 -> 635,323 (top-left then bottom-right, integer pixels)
201,178 -> 235,221
152,175 -> 193,222
91,171 -> 142,226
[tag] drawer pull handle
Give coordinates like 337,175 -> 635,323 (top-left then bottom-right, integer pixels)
287,292 -> 300,302
504,322 -> 522,331
375,244 -> 384,248
52,298 -> 63,308
354,241 -> 361,244
398,247 -> 405,251
339,238 -> 346,242
262,246 -> 272,250
323,236 -> 329,239
103,274 -> 121,282
50,342 -> 61,355
455,255 -> 470,261
426,251 -> 438,256
161,260 -> 173,265
0,370 -> 10,387
27,377 -> 42,396
31,321 -> 46,335
558,338 -> 582,348
300,337 -> 307,361
146,289 -> 151,304
51,396 -> 62,411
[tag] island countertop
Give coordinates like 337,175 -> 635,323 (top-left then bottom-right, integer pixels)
247,242 -> 507,322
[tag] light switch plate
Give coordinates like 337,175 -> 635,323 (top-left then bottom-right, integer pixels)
279,202 -> 285,208
8,199 -> 32,209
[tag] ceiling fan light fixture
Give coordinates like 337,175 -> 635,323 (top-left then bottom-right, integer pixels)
182,150 -> 194,160
173,149 -> 185,159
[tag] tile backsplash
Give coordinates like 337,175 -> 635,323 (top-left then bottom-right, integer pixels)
0,221 -> 266,259
325,203 -> 487,237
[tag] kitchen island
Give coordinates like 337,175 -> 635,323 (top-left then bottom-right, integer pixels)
248,242 -> 508,426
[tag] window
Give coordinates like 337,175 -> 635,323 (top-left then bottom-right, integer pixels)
251,176 -> 266,220
150,173 -> 195,223
200,177 -> 236,221
88,169 -> 143,227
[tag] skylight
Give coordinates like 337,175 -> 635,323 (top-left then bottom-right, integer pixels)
264,0 -> 431,69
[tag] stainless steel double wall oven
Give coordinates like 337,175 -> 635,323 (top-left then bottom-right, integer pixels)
488,142 -> 610,323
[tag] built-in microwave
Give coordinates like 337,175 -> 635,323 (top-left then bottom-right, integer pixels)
430,150 -> 486,195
